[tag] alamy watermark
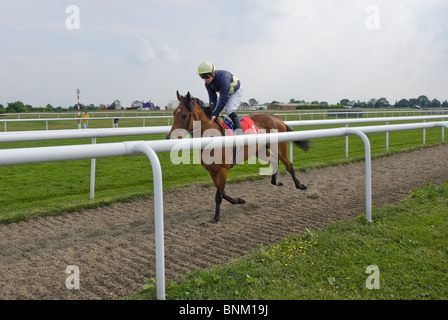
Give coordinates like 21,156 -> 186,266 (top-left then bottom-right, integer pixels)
365,265 -> 380,289
365,5 -> 380,30
168,122 -> 279,175
327,265 -> 380,290
66,265 -> 80,290
65,5 -> 80,30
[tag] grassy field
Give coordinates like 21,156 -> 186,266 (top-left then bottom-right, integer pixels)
133,182 -> 448,300
0,111 -> 447,223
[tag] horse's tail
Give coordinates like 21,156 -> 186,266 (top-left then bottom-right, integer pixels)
286,124 -> 311,152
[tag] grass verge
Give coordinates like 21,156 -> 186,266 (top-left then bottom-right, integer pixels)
133,182 -> 448,300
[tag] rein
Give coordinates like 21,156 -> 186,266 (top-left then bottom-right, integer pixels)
186,111 -> 225,137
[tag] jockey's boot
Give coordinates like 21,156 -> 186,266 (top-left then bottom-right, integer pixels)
229,112 -> 244,135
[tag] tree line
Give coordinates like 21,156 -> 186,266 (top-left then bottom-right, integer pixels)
339,95 -> 448,109
242,95 -> 447,109
1,94 -> 447,113
0,101 -> 116,113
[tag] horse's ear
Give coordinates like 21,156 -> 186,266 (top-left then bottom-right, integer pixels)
186,91 -> 191,102
176,90 -> 183,102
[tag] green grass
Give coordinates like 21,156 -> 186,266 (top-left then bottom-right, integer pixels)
0,118 -> 446,223
133,182 -> 448,300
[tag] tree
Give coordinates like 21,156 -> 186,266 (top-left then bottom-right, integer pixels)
290,99 -> 306,104
69,103 -> 86,111
374,98 -> 390,108
339,99 -> 350,106
417,95 -> 430,108
409,98 -> 419,108
248,98 -> 258,106
366,99 -> 376,108
396,99 -> 409,108
430,99 -> 441,108
6,101 -> 28,113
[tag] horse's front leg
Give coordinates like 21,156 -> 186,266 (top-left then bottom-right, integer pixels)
223,191 -> 246,204
209,166 -> 229,223
213,188 -> 223,223
271,172 -> 283,186
213,190 -> 246,223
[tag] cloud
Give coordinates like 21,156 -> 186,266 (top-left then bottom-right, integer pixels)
125,38 -> 157,65
158,40 -> 180,62
125,37 -> 180,65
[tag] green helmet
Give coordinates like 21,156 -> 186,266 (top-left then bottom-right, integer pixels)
198,61 -> 216,75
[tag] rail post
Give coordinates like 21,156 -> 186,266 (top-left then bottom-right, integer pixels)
344,129 -> 372,222
133,144 -> 166,300
90,137 -> 96,199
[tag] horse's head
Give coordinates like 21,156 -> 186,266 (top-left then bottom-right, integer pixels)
166,91 -> 211,139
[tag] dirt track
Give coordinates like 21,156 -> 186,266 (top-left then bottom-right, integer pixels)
0,144 -> 447,300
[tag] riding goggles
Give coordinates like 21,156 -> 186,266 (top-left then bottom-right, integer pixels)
199,73 -> 213,79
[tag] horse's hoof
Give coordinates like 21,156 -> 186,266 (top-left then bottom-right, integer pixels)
211,217 -> 220,224
300,184 -> 308,190
238,198 -> 246,204
272,181 -> 283,186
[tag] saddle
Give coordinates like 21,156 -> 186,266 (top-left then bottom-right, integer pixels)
216,116 -> 259,168
218,116 -> 259,135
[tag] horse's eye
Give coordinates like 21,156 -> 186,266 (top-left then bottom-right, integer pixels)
182,114 -> 188,119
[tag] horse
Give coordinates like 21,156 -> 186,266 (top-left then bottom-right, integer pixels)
167,91 -> 310,223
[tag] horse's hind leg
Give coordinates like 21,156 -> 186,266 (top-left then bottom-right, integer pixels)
278,142 -> 307,190
213,188 -> 223,223
287,162 -> 307,190
269,155 -> 283,186
256,140 -> 306,189
256,144 -> 283,186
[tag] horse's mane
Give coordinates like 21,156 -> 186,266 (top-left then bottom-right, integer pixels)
181,95 -> 213,119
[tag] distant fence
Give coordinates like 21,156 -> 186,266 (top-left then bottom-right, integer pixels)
2,109 -> 448,131
0,116 -> 173,131
327,109 -> 363,118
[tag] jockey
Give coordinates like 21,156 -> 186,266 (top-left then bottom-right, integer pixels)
197,61 -> 244,134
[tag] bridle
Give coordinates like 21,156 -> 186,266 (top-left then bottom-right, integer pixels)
175,103 -> 225,137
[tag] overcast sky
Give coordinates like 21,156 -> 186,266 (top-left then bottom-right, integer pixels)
0,0 -> 447,108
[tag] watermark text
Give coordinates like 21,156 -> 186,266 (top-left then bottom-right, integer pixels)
365,5 -> 380,30
65,5 -> 80,30
65,265 -> 80,290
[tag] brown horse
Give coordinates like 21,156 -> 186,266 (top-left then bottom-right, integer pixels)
167,91 -> 310,223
